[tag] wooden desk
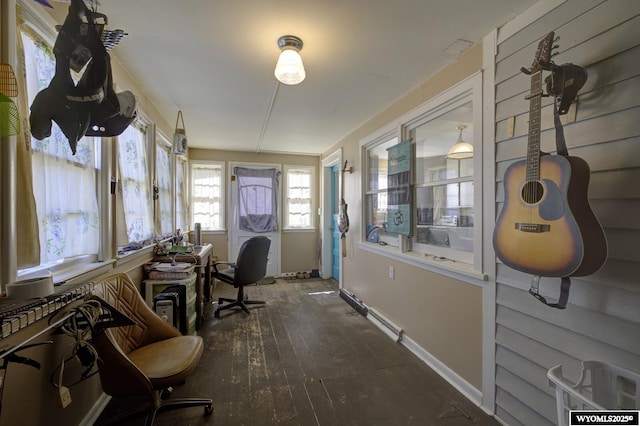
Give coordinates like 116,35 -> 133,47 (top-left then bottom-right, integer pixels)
152,244 -> 213,328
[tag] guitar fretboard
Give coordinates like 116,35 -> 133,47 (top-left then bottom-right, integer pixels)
525,71 -> 543,182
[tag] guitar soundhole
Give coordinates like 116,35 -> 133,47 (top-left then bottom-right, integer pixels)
521,181 -> 544,204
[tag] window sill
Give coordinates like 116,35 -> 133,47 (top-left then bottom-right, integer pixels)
202,229 -> 226,235
51,246 -> 155,285
283,227 -> 316,233
53,260 -> 116,285
358,241 -> 488,286
115,244 -> 156,265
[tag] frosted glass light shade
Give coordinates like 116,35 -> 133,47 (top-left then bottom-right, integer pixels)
275,49 -> 306,85
447,141 -> 474,159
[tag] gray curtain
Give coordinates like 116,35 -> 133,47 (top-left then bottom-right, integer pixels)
234,167 -> 279,232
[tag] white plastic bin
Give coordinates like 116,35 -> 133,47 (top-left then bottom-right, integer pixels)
547,360 -> 640,426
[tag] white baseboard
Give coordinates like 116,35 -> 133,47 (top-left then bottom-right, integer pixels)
364,306 -> 482,407
402,333 -> 482,407
367,306 -> 403,342
80,392 -> 111,426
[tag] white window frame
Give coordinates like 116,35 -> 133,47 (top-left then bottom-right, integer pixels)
16,22 -> 104,280
155,133 -> 173,237
406,101 -> 475,264
359,73 -> 486,281
362,132 -> 400,247
283,164 -> 316,231
190,161 -> 225,232
7,1 -> 174,285
117,118 -> 156,248
175,156 -> 190,233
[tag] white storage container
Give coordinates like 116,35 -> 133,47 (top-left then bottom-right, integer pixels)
144,274 -> 197,307
547,360 -> 640,426
144,273 -> 197,335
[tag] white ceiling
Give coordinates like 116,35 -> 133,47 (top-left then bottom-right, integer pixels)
45,0 -> 539,156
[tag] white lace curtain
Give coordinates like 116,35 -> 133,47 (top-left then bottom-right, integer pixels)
21,27 -> 100,266
156,142 -> 172,236
192,164 -> 222,230
175,158 -> 189,232
286,168 -> 312,227
117,125 -> 155,245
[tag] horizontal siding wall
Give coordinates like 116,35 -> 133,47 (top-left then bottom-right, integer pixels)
493,1 -> 640,425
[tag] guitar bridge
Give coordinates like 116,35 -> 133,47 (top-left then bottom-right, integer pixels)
515,223 -> 550,233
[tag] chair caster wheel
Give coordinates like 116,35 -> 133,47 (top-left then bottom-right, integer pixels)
205,403 -> 213,415
160,387 -> 173,399
214,310 -> 220,318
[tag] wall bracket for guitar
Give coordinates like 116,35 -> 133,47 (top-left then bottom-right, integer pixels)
545,63 -> 587,115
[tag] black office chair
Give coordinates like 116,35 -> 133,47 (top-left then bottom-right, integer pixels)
212,236 -> 271,318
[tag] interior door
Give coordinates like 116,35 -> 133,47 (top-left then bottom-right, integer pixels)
228,163 -> 281,278
331,164 -> 341,280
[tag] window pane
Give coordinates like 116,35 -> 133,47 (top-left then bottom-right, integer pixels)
176,159 -> 189,231
118,125 -> 155,244
156,143 -> 172,235
413,101 -> 473,184
286,168 -> 312,228
192,164 -> 223,230
367,137 -> 397,191
366,192 -> 388,230
416,184 -> 474,226
415,182 -> 474,252
22,29 -> 100,265
410,99 -> 474,258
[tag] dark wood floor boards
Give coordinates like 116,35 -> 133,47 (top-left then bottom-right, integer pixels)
97,279 -> 498,425
252,295 -> 299,424
263,280 -> 341,424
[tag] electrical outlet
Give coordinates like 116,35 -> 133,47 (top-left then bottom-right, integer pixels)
389,266 -> 395,280
59,386 -> 71,408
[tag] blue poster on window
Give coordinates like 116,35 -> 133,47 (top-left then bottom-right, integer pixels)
386,140 -> 412,235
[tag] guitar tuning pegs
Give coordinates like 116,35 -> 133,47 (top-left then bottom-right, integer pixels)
554,36 -> 560,42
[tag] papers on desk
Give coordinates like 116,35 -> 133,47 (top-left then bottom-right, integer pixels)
152,262 -> 192,271
146,262 -> 195,280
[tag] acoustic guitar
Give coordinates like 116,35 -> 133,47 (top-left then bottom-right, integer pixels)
338,161 -> 350,258
493,32 -> 607,278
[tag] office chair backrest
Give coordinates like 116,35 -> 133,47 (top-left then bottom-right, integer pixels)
234,236 -> 271,285
93,273 -> 179,354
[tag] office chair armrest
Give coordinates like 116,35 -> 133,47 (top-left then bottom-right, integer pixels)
212,261 -> 236,274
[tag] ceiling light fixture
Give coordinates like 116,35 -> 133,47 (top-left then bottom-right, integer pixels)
274,35 -> 306,85
447,125 -> 473,159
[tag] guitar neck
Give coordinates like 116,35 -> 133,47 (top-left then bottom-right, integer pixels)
525,70 -> 543,181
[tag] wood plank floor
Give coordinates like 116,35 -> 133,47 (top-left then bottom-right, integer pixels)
97,278 -> 499,425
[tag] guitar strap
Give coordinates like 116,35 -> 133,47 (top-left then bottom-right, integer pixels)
553,96 -> 569,156
529,276 -> 571,309
529,97 -> 572,309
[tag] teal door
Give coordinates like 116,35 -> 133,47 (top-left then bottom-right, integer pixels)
331,164 -> 340,280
